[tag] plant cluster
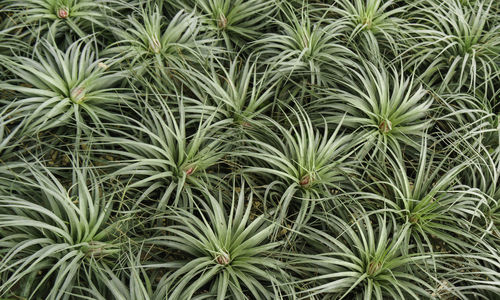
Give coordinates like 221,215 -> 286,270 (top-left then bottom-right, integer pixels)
0,0 -> 499,299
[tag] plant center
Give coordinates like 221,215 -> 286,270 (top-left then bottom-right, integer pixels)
366,260 -> 382,276
218,13 -> 228,29
299,174 -> 313,187
215,251 -> 231,265
149,34 -> 161,53
70,85 -> 86,103
57,7 -> 69,19
379,119 -> 392,133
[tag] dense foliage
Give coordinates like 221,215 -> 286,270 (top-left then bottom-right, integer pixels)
0,0 -> 499,299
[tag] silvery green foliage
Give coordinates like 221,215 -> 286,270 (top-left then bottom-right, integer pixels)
0,0 -> 499,299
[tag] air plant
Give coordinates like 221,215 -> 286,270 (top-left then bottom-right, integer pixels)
256,5 -> 354,87
0,161 -> 127,299
107,5 -> 214,79
0,0 -> 122,42
0,0 -> 499,297
433,92 -> 498,150
454,137 -> 500,249
307,62 -> 433,160
146,183 -> 293,299
429,253 -> 500,299
172,0 -> 277,50
176,55 -> 276,127
93,94 -> 228,211
322,0 -> 409,59
84,248 -> 154,300
0,39 -> 129,138
407,0 -> 500,98
360,139 -> 488,254
291,211 -> 435,299
237,108 -> 357,237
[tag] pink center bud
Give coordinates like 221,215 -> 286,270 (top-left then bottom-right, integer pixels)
215,252 -> 230,265
379,119 -> 392,133
367,261 -> 382,276
58,8 -> 69,19
410,215 -> 419,224
218,13 -> 227,29
70,85 -> 86,103
299,175 -> 311,186
185,167 -> 194,176
241,121 -> 252,128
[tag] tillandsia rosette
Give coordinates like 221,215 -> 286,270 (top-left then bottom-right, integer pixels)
0,39 -> 128,137
1,0 -> 122,42
0,0 -> 499,299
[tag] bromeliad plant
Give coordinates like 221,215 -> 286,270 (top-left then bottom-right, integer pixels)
107,5 -> 213,78
1,0 -> 121,42
430,253 -> 500,299
177,55 -> 276,126
456,138 -> 500,247
0,105 -> 28,168
292,211 -> 435,299
238,108 -> 357,236
85,247 -> 154,300
0,39 -> 128,137
256,6 -> 354,87
434,92 -> 498,148
146,183 -> 292,299
0,27 -> 30,59
360,139 -> 488,254
307,62 -> 433,159
407,0 -> 500,98
0,161 -> 126,299
172,0 -> 277,51
95,95 -> 228,211
323,0 -> 408,59
0,104 -> 44,196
